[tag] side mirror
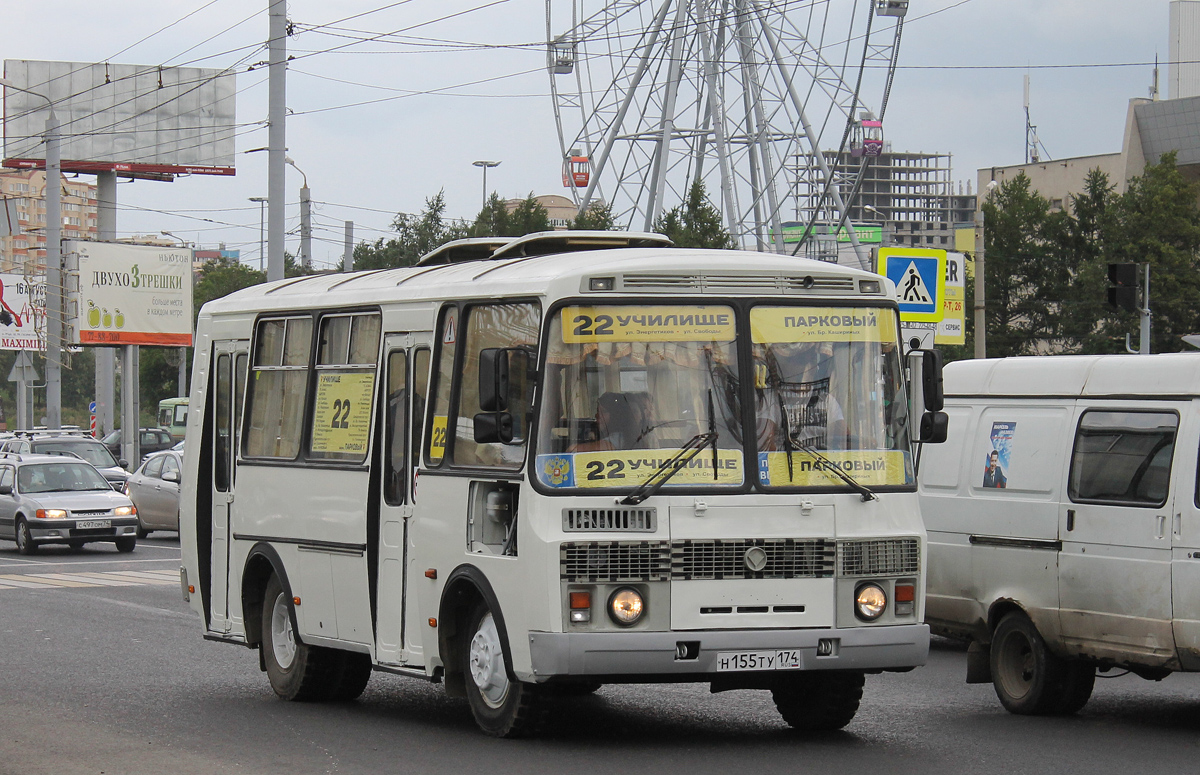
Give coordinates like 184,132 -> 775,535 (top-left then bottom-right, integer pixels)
0,484 -> 11,495
162,470 -> 180,483
478,348 -> 510,412
474,412 -> 515,444
118,459 -> 129,469
918,411 -> 949,444
920,349 -> 944,412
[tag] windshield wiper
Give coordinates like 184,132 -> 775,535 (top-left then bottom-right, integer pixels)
775,395 -> 875,502
619,431 -> 717,506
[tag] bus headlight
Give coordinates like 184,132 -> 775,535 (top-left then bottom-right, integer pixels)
854,583 -> 887,621
608,588 -> 644,626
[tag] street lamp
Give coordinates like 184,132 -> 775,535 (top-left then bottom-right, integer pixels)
285,156 -> 311,272
249,197 -> 268,271
472,160 -> 501,210
0,77 -> 61,429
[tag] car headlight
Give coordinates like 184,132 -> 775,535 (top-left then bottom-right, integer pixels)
114,506 -> 136,517
608,587 -> 645,626
854,583 -> 888,621
36,509 -> 69,519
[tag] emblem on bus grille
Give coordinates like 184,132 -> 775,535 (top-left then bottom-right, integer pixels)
743,546 -> 768,572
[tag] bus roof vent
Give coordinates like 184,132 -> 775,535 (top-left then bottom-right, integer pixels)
563,507 -> 657,532
619,272 -> 858,294
782,276 -> 856,294
620,273 -> 702,291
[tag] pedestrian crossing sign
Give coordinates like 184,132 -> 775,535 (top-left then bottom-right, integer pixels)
877,248 -> 947,323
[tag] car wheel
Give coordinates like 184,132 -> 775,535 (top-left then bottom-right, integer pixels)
261,574 -> 332,701
114,536 -> 137,553
15,519 -> 37,555
990,611 -> 1070,715
771,671 -> 865,731
461,601 -> 542,737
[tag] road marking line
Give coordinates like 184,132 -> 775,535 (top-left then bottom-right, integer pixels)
0,575 -> 70,589
52,572 -> 140,586
102,570 -> 176,584
24,574 -> 103,588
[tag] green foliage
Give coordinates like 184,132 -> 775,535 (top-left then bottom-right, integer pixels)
194,257 -> 266,318
652,180 -> 736,249
571,200 -> 617,230
354,191 -> 469,270
469,192 -> 550,237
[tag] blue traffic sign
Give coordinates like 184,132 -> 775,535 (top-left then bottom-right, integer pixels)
877,248 -> 947,323
89,401 -> 97,414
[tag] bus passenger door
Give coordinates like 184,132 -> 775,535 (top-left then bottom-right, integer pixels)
375,335 -> 431,665
210,341 -> 248,633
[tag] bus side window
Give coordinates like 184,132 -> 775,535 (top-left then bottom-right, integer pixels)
412,347 -> 430,464
426,308 -> 458,465
384,349 -> 407,506
452,303 -> 539,469
214,353 -> 231,492
245,316 -> 313,459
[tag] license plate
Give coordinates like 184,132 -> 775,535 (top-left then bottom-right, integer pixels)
715,650 -> 802,672
76,520 -> 111,529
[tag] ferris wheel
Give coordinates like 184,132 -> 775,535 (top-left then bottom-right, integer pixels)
546,0 -> 907,262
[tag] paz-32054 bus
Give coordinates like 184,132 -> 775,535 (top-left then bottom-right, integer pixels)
179,232 -> 946,737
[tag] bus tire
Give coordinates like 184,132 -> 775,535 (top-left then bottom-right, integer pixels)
15,519 -> 37,555
327,650 -> 372,701
461,601 -> 541,738
262,574 -> 327,701
771,671 -> 864,731
990,611 -> 1068,715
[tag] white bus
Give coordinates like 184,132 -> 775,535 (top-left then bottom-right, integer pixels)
179,232 -> 945,737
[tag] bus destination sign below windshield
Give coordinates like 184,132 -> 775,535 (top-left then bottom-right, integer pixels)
561,305 -> 735,343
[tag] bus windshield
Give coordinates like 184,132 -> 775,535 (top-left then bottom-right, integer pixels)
750,306 -> 912,488
535,304 -> 745,491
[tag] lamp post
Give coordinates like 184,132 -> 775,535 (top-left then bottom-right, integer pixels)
472,160 -> 501,210
285,156 -> 311,272
249,197 -> 268,271
0,78 -> 61,429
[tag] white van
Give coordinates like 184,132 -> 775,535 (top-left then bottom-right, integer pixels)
919,353 -> 1200,715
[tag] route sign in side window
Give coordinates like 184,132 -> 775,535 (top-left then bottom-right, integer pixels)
308,312 -> 381,463
1069,410 -> 1178,507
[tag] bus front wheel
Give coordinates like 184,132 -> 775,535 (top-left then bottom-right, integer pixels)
461,601 -> 541,737
771,671 -> 865,731
262,574 -> 327,701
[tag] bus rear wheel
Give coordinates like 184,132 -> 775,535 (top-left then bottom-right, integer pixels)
771,671 -> 865,731
461,601 -> 541,737
262,574 -> 328,701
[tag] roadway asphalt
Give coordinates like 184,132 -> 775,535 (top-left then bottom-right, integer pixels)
1,535 -> 1198,775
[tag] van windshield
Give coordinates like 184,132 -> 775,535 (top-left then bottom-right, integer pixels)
535,304 -> 744,491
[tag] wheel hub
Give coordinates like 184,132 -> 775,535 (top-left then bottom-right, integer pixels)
468,612 -> 509,708
270,592 -> 296,669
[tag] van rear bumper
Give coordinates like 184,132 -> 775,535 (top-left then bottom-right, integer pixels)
526,623 -> 929,679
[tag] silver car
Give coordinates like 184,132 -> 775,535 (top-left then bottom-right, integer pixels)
125,451 -> 181,537
0,454 -> 139,554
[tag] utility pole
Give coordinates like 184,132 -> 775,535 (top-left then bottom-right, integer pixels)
973,208 -> 987,359
95,172 -> 116,438
343,221 -> 354,273
267,0 -> 287,282
44,104 -> 62,430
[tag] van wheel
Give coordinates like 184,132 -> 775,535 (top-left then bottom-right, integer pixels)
990,611 -> 1070,715
771,671 -> 865,731
461,601 -> 541,737
262,574 -> 328,701
15,519 -> 37,555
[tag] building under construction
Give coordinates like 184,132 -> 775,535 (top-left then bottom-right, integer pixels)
790,149 -> 976,262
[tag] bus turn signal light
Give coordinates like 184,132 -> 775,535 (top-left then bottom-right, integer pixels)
425,569 -> 437,579
293,597 -> 301,606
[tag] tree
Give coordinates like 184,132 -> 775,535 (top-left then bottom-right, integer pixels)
354,191 -> 469,270
571,200 -> 617,230
652,180 -> 736,249
469,193 -> 550,237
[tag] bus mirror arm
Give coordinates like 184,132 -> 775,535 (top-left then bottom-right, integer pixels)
474,412 -> 515,444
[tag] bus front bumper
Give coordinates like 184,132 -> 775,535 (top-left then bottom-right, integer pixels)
526,623 -> 929,679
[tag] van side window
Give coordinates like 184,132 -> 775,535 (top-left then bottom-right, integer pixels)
452,303 -> 539,469
245,316 -> 313,459
1069,410 -> 1177,507
308,312 -> 381,463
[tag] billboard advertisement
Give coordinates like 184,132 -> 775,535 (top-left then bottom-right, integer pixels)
67,241 -> 193,346
0,272 -> 46,351
3,60 -> 235,177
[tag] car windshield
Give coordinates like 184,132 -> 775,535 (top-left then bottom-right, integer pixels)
750,306 -> 912,488
19,462 -> 112,493
535,304 -> 744,491
33,440 -> 119,468
101,430 -> 121,445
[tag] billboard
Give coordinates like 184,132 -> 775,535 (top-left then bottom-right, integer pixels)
67,241 -> 193,346
0,272 -> 46,351
3,60 -> 235,177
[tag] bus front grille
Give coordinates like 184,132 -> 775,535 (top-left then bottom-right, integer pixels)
560,541 -> 671,582
837,538 -> 920,577
670,538 -> 836,580
562,507 -> 656,532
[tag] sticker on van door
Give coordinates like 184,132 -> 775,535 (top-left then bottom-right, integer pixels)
983,422 -> 1015,488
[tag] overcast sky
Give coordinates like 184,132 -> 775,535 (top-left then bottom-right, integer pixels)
2,0 -> 1171,268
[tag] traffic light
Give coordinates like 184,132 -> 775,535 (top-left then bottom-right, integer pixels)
1107,263 -> 1138,312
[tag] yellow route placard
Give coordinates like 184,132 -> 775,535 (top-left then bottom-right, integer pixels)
536,449 -> 743,488
757,450 -> 911,487
310,372 -> 375,456
561,305 -> 735,343
750,307 -> 898,344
